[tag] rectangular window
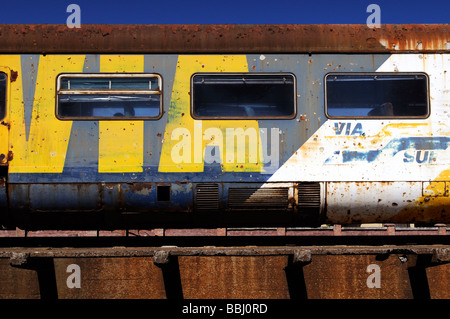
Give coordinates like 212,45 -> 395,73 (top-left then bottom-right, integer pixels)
0,72 -> 6,120
56,74 -> 162,120
191,73 -> 296,119
325,73 -> 429,118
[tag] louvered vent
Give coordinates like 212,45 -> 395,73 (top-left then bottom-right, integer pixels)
196,184 -> 219,211
298,182 -> 321,211
228,188 -> 289,210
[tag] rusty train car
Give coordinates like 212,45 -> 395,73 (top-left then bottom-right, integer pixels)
0,24 -> 449,230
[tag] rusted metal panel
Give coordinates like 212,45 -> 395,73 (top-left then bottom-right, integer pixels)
0,246 -> 448,299
9,183 -> 102,212
7,182 -> 194,214
1,225 -> 448,237
164,228 -> 223,236
427,264 -> 450,299
325,182 -> 450,224
104,182 -> 193,213
1,245 -> 448,261
0,258 -> 41,299
25,230 -> 98,237
303,254 -> 415,299
0,24 -> 448,54
54,257 -> 166,299
178,256 -> 290,299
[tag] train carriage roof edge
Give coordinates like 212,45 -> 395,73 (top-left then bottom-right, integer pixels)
0,24 -> 448,54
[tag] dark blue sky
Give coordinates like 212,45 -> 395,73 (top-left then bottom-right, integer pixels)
0,0 -> 448,24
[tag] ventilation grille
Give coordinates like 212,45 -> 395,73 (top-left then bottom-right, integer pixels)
228,188 -> 289,210
298,183 -> 321,210
196,184 -> 219,211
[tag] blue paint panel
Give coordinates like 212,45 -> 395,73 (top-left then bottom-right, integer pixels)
119,183 -> 193,212
21,54 -> 39,141
83,55 -> 100,72
143,55 -> 178,167
64,121 -> 99,170
30,184 -> 101,211
9,169 -> 272,183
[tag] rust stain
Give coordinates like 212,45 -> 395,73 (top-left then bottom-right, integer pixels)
126,182 -> 152,192
2,248 -> 447,299
1,121 -> 10,129
303,255 -> 415,299
54,257 -> 166,299
0,24 -> 447,53
179,256 -> 290,299
10,70 -> 18,82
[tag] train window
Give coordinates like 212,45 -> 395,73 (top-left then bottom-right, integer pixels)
325,73 -> 429,118
191,73 -> 296,119
56,74 -> 162,120
0,72 -> 6,120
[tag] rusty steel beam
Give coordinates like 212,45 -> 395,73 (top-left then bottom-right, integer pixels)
1,225 -> 447,237
1,245 -> 449,299
0,245 -> 449,259
0,24 -> 448,54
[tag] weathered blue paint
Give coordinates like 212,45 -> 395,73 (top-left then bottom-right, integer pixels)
64,121 -> 99,170
9,184 -> 102,212
83,55 -> 100,73
334,123 -> 364,136
325,137 -> 450,164
8,170 -> 273,183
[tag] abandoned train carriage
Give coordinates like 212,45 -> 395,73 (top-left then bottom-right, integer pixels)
0,24 -> 449,229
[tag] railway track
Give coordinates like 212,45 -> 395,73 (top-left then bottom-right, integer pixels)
0,224 -> 448,246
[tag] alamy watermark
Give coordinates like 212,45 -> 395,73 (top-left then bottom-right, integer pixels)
66,264 -> 81,288
170,125 -> 280,174
366,4 -> 381,28
66,4 -> 81,28
366,264 -> 381,288
65,4 -> 381,29
65,263 -> 383,293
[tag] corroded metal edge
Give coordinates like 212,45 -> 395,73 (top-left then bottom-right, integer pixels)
0,245 -> 448,258
0,24 -> 448,53
0,225 -> 447,237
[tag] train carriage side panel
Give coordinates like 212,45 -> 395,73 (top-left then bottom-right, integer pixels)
0,46 -> 449,227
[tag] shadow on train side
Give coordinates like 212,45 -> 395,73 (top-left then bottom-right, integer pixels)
0,181 -> 321,230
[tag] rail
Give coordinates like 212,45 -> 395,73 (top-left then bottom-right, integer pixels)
0,224 -> 447,237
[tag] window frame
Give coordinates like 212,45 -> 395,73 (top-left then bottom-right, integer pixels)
324,72 -> 430,120
55,73 -> 163,120
0,72 -> 7,121
190,72 -> 297,120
